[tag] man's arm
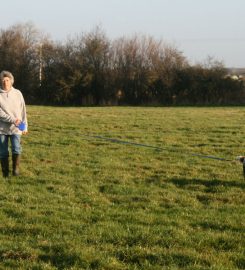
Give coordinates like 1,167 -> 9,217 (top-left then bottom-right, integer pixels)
0,107 -> 19,125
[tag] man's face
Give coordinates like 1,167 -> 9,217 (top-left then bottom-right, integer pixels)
2,77 -> 12,91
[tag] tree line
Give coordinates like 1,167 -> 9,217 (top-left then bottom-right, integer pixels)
0,23 -> 244,106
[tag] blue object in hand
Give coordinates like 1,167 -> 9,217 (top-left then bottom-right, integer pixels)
18,122 -> 26,131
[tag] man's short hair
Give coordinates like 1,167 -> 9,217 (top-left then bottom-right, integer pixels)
0,71 -> 14,85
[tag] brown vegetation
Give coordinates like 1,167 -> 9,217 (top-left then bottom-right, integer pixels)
0,23 -> 244,105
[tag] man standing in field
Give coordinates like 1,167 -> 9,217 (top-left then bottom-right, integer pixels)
0,71 -> 28,178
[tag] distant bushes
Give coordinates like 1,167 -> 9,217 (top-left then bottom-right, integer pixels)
0,23 -> 244,105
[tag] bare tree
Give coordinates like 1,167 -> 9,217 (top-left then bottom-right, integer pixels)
0,22 -> 45,102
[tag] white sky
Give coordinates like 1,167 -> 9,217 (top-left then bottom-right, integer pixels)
1,0 -> 245,67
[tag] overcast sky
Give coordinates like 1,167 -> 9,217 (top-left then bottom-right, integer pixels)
1,0 -> 245,67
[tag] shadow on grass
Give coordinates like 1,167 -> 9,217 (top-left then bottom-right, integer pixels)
169,177 -> 245,189
38,244 -> 103,269
38,245 -> 86,269
0,249 -> 36,261
115,249 -> 210,269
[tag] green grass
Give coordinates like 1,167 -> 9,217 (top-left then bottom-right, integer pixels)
0,106 -> 245,269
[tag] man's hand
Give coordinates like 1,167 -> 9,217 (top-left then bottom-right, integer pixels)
15,119 -> 21,126
22,131 -> 28,135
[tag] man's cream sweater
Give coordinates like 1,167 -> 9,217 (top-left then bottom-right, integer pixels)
0,87 -> 28,135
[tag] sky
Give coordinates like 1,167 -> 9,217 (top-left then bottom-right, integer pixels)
1,0 -> 245,68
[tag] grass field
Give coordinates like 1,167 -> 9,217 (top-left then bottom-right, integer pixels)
0,106 -> 244,269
